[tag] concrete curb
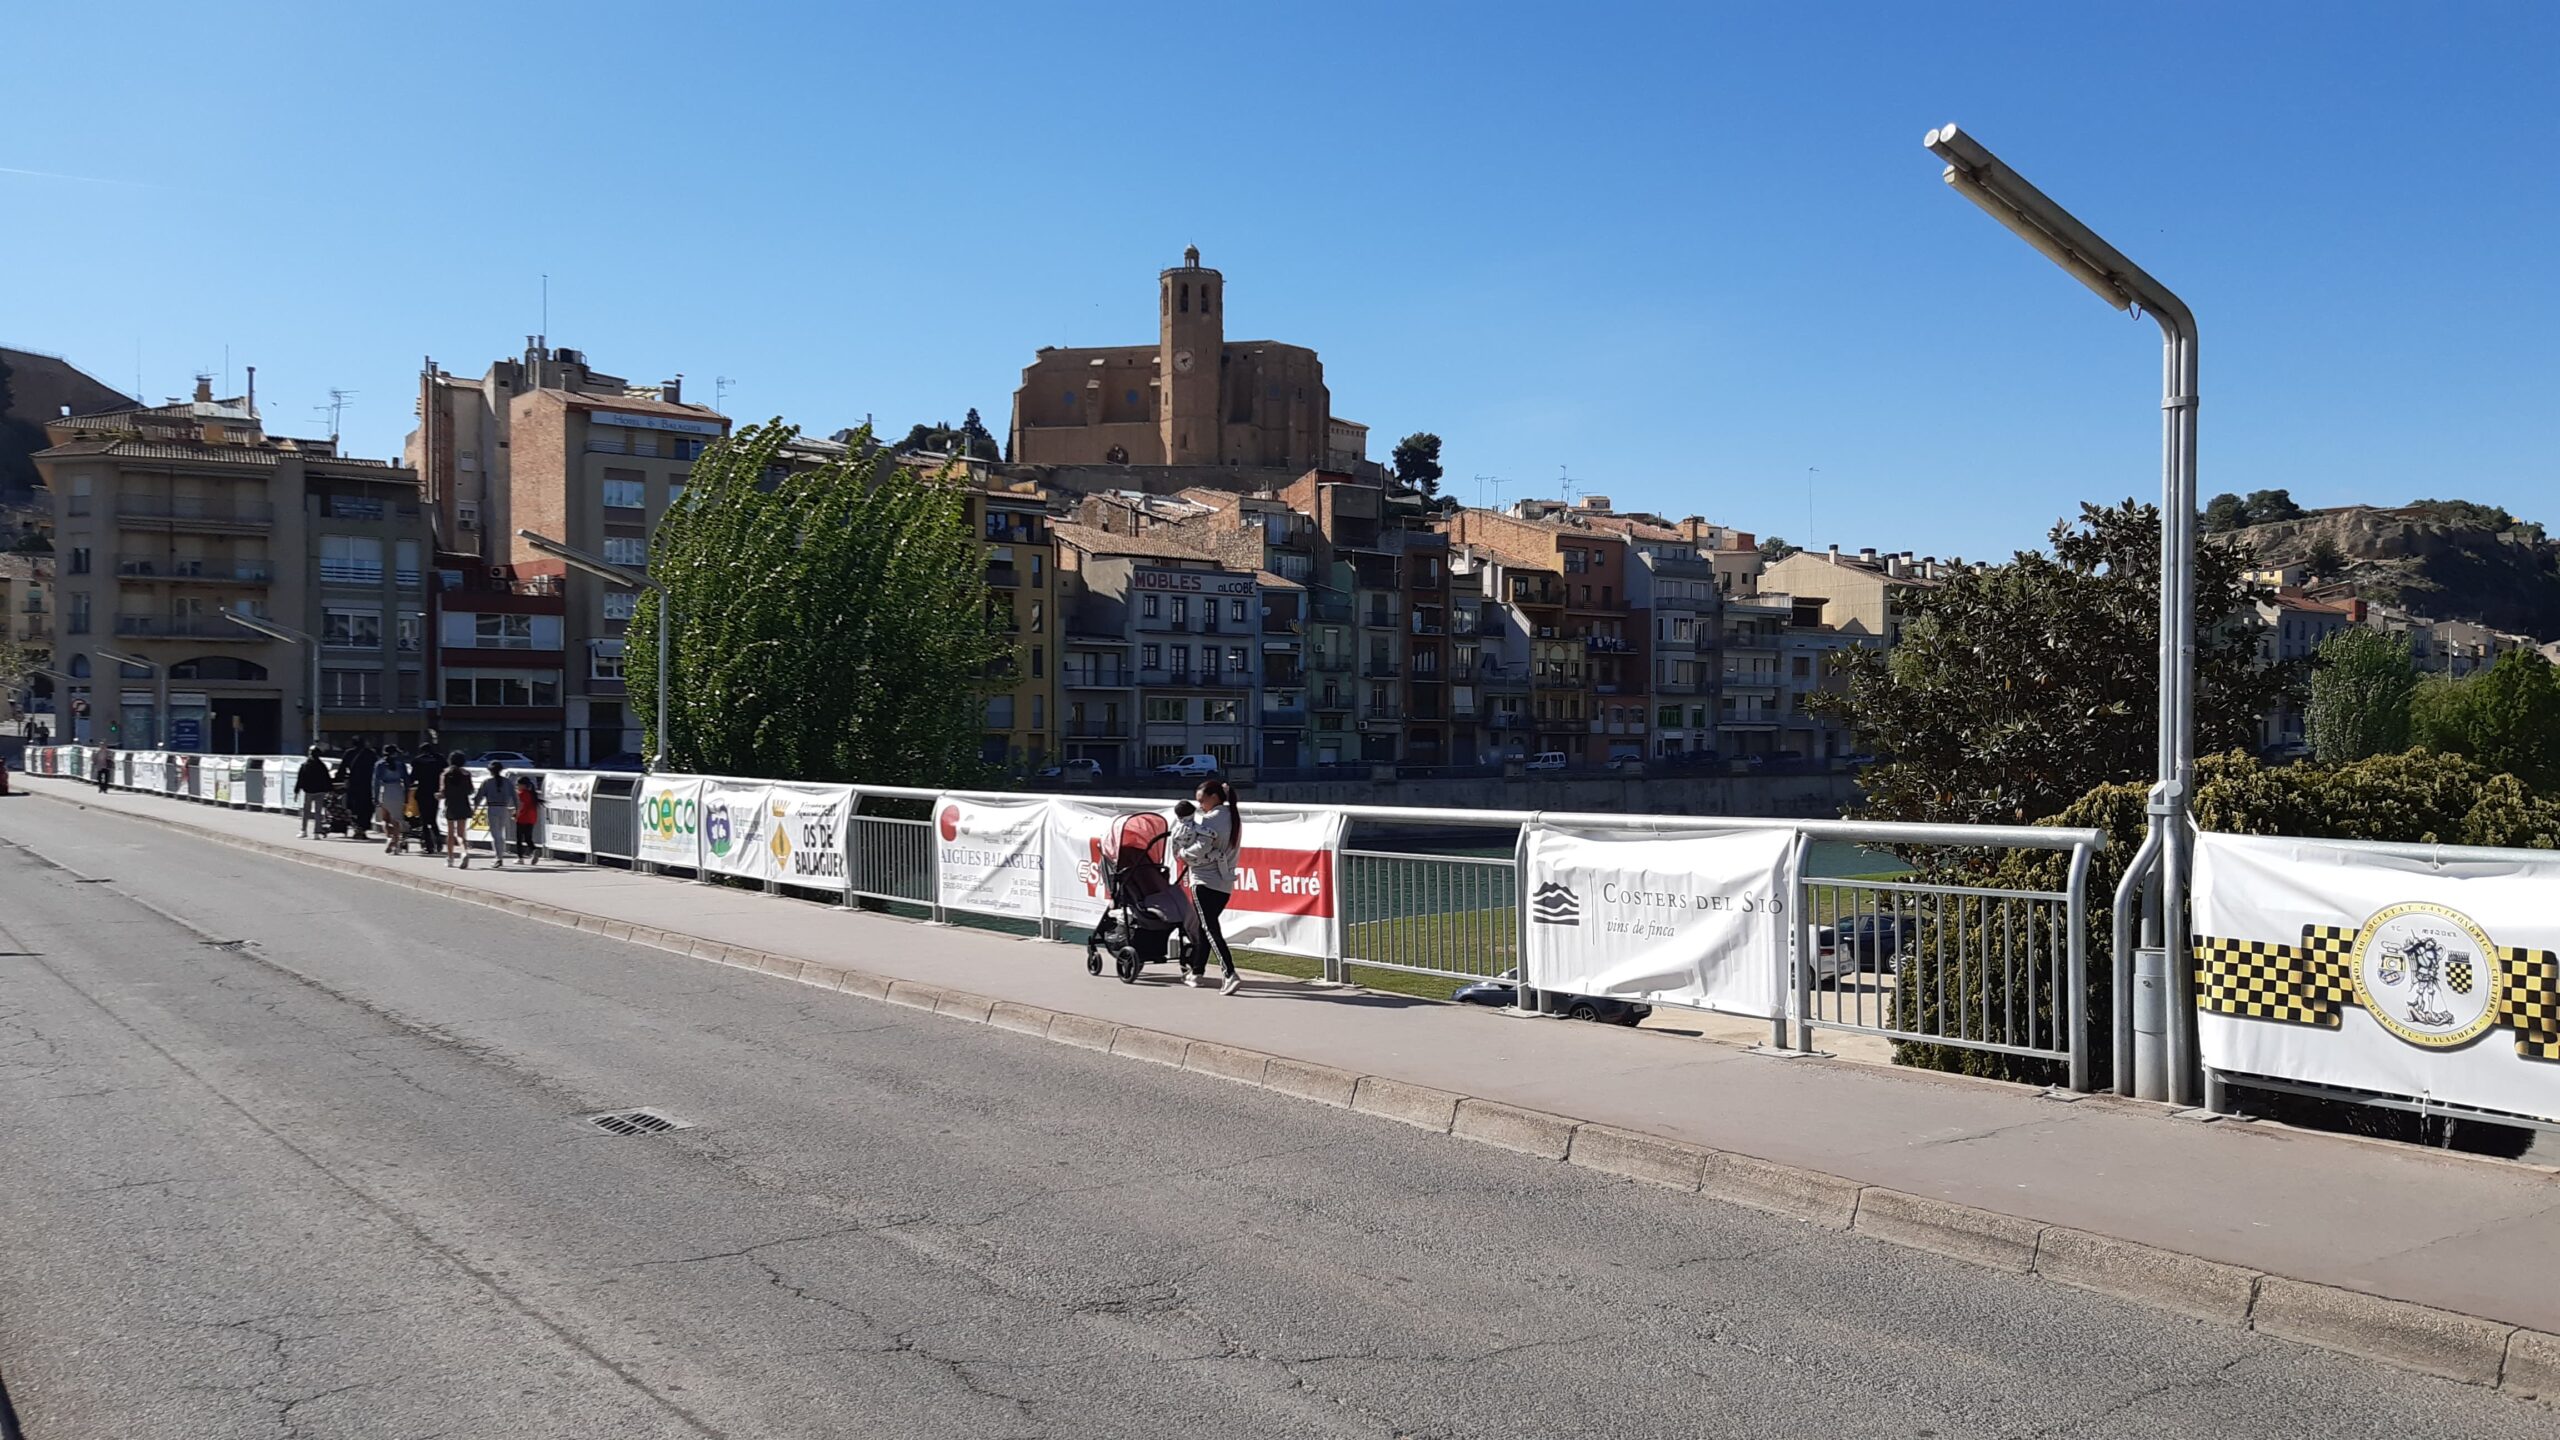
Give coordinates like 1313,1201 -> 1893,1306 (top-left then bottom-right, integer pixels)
36,783 -> 2558,1406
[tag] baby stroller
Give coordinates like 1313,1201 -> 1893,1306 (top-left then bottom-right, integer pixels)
314,789 -> 359,837
1083,812 -> 1200,984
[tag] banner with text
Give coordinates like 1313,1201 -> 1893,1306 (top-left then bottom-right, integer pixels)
1522,825 -> 1796,1018
542,773 -> 598,855
1192,805 -> 1343,959
933,794 -> 1047,920
2194,831 -> 2560,1125
698,778 -> 774,881
1043,798 -> 1141,930
635,775 -> 704,870
762,784 -> 854,892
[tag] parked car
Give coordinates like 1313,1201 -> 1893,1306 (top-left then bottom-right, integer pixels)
1452,969 -> 1652,1026
1662,748 -> 1722,768
1522,751 -> 1569,772
470,751 -> 536,770
1816,914 -> 1922,976
590,752 -> 647,773
1039,758 -> 1103,784
1154,754 -> 1221,779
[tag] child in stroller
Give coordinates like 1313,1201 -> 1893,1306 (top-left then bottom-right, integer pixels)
1083,810 -> 1202,984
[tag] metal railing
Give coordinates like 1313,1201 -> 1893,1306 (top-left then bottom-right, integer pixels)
850,813 -> 934,907
52,757 -> 2108,1093
1340,849 -> 1519,983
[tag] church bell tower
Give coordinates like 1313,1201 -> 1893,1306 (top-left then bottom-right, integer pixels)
1159,245 -> 1222,465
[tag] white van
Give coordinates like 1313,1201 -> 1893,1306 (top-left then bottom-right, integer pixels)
1523,751 -> 1569,772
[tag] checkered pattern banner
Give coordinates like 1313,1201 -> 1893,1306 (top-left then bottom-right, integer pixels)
2195,926 -> 2560,1063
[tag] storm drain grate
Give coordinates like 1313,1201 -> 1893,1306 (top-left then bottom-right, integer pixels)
587,1107 -> 690,1137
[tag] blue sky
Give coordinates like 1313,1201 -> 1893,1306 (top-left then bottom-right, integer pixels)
5,2 -> 2552,560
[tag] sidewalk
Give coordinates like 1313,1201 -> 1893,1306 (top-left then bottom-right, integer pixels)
19,778 -> 2560,1371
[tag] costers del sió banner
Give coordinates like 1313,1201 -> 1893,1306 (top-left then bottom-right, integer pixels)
1521,825 -> 1796,1018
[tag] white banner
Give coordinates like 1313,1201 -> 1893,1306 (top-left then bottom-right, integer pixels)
1188,805 -> 1343,959
933,794 -> 1046,919
763,784 -> 853,892
2194,831 -> 2560,1125
1044,797 -> 1139,930
697,777 -> 773,880
543,772 -> 598,854
1522,825 -> 1796,1018
635,775 -> 703,870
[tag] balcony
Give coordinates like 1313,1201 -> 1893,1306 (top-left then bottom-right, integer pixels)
1451,705 -> 1478,722
1361,608 -> 1399,630
320,495 -> 422,522
112,616 -> 264,641
1655,677 -> 1703,695
1586,636 -> 1632,654
1410,617 -> 1446,636
1308,653 -> 1351,673
1062,720 -> 1129,738
1408,663 -> 1444,683
1359,706 -> 1403,728
1488,713 -> 1532,730
1361,660 -> 1400,679
1262,666 -> 1305,689
1260,614 -> 1302,636
116,556 -> 274,585
1141,669 -> 1247,689
984,563 -> 1021,588
116,495 -> 276,529
1312,693 -> 1354,712
1062,668 -> 1132,688
1261,705 -> 1307,727
14,619 -> 51,643
1311,599 -> 1354,624
1508,580 -> 1564,607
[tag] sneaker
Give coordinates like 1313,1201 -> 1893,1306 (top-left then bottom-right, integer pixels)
1220,974 -> 1242,996
1181,973 -> 1200,988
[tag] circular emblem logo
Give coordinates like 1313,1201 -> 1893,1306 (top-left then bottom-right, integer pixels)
938,805 -> 961,843
704,806 -> 734,858
2349,902 -> 2502,1048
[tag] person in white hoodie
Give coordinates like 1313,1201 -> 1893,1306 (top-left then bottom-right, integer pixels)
1177,780 -> 1245,994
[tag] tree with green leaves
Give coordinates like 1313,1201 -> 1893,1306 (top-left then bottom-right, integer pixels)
2303,536 -> 2348,580
624,421 -> 1006,785
1757,535 -> 1802,562
2307,627 -> 2415,764
1807,499 -> 2295,828
1390,432 -> 1443,495
2199,493 -> 2251,532
2409,648 -> 2560,791
895,411 -> 1000,461
2242,488 -> 2305,525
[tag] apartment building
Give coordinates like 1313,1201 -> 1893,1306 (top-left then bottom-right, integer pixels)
408,343 -> 726,763
37,378 -> 429,753
3,553 -> 54,724
1440,506 -> 1640,763
1053,522 -> 1271,774
1759,546 -> 1938,644
2258,589 -> 2357,751
433,557 -> 568,760
965,469 -> 1060,768
1717,597 -> 1790,758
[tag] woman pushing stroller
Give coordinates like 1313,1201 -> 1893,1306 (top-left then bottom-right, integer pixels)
1171,780 -> 1244,995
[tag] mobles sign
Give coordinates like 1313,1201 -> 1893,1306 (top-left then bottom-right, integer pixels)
1132,568 -> 1255,598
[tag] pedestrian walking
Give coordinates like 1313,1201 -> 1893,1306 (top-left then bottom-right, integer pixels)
474,759 -> 513,869
293,745 -> 333,837
440,752 -> 475,868
372,743 -> 409,853
93,742 -> 113,794
512,776 -> 541,864
1178,779 -> 1246,995
338,740 -> 375,842
409,747 -> 444,856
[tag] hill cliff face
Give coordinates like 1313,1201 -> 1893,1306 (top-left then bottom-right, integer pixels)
2232,502 -> 2560,640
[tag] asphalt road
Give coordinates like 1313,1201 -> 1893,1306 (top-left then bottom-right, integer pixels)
0,796 -> 2546,1439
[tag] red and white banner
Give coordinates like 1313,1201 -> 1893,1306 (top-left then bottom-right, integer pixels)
933,794 -> 1047,920
1044,797 -> 1139,930
1187,805 -> 1344,959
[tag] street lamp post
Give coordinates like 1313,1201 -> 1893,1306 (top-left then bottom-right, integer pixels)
518,530 -> 666,771
95,648 -> 161,748
1921,123 -> 2201,1107
223,611 -> 323,751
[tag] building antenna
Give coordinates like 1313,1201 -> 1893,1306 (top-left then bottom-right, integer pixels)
315,388 -> 356,443
1558,464 -> 1580,507
715,375 -> 736,414
541,274 -> 549,341
1806,467 -> 1818,546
